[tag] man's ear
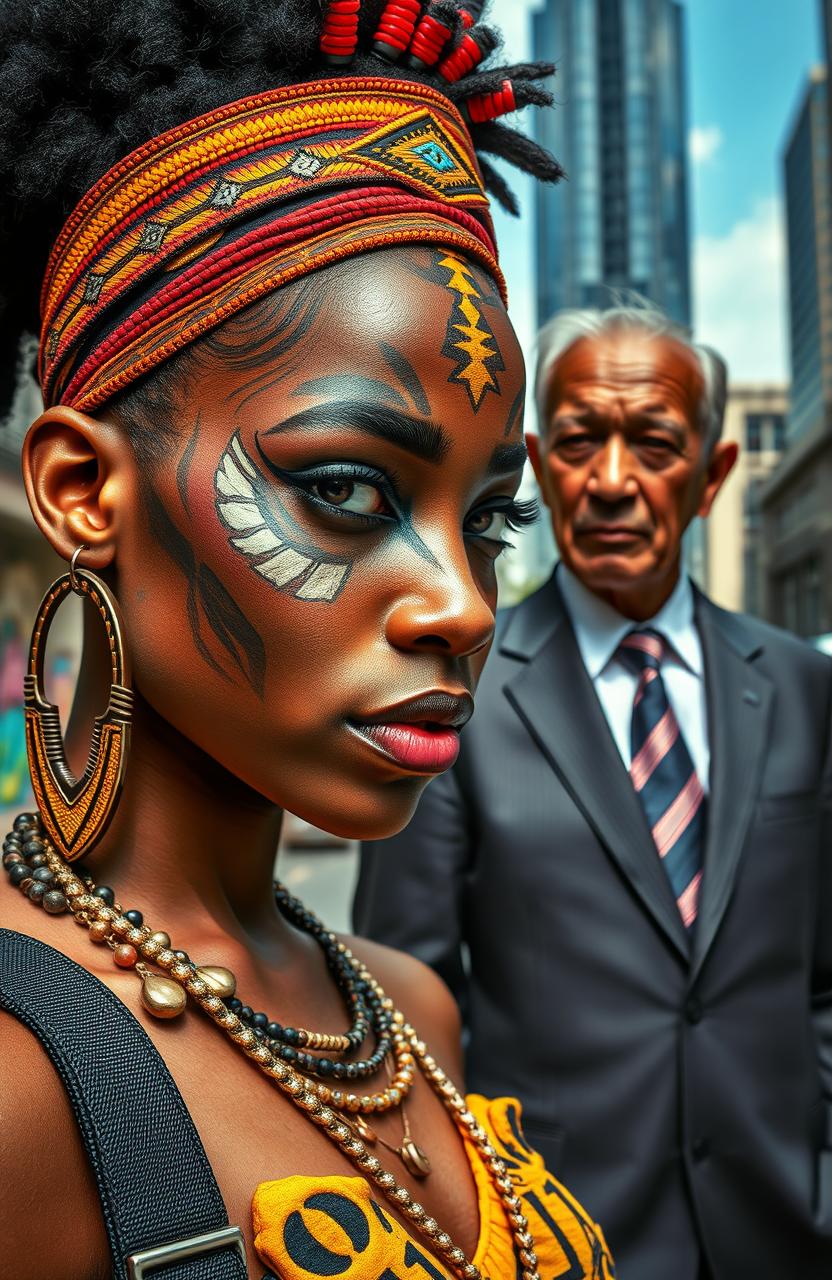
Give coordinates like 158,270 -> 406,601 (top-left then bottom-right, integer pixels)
697,439 -> 739,519
22,406 -> 134,569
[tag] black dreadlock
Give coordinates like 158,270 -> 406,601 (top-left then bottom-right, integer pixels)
0,0 -> 561,423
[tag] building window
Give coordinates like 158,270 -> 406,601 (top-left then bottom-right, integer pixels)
745,413 -> 763,451
772,414 -> 786,451
745,411 -> 787,452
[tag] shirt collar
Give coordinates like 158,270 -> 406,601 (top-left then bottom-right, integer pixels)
557,563 -> 702,680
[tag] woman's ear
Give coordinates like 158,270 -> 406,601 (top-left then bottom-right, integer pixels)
22,405 -> 135,569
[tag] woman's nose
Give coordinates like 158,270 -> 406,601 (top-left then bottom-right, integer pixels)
384,562 -> 495,660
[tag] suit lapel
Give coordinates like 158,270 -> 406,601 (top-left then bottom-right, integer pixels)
691,595 -> 774,980
501,581 -> 690,961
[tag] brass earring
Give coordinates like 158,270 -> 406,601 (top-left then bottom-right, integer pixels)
24,546 -> 132,862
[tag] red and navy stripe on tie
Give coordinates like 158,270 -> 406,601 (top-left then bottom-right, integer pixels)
618,630 -> 704,928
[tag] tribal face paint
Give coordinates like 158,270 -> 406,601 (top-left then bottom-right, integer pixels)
122,246 -> 531,838
215,432 -> 351,602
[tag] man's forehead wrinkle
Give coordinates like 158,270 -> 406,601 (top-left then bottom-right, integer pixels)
554,334 -> 704,399
553,364 -> 702,424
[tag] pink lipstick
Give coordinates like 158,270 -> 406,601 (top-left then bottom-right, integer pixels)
348,690 -> 473,774
352,722 -> 461,771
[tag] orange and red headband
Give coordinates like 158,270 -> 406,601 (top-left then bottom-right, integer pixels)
39,77 -> 504,412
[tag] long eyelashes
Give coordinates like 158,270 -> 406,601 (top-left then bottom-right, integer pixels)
215,433 -> 352,602
492,497 -> 539,532
465,497 -> 539,550
216,431 -> 538,597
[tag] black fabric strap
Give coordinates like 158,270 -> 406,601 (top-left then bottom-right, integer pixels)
0,929 -> 248,1280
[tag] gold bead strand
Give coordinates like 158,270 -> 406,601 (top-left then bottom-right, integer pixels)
405,1028 -> 541,1280
40,843 -> 493,1280
348,958 -> 540,1280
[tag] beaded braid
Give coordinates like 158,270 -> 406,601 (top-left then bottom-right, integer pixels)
318,0 -> 564,205
0,0 -> 563,420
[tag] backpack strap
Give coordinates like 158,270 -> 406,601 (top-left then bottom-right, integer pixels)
0,929 -> 248,1280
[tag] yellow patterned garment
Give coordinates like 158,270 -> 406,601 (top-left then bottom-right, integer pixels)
253,1095 -> 615,1279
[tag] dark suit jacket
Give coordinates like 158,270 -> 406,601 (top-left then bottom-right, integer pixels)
354,572 -> 832,1279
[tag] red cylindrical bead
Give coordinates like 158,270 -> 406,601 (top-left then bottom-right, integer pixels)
373,0 -> 422,58
459,0 -> 485,24
320,0 -> 361,60
408,13 -> 452,67
465,79 -> 517,124
438,31 -> 483,82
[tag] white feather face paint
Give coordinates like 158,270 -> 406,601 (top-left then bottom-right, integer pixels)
214,432 -> 350,602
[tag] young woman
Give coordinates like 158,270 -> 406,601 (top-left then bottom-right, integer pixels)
0,4 -> 613,1278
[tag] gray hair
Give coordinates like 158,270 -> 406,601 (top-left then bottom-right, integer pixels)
534,299 -> 728,454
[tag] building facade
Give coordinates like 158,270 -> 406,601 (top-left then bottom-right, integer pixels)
706,385 -> 787,617
759,64 -> 832,641
782,67 -> 832,446
532,0 -> 691,328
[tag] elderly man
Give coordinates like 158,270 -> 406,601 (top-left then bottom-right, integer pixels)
353,304 -> 832,1279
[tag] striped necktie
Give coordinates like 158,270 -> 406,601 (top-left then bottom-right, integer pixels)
617,629 -> 705,928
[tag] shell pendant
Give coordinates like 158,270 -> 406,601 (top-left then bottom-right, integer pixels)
400,1137 -> 432,1179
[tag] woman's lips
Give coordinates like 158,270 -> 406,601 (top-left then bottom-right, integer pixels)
348,721 -> 461,772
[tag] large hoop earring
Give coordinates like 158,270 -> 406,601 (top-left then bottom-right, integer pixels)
24,546 -> 132,862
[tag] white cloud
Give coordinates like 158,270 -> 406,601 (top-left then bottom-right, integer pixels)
692,196 -> 788,383
689,125 -> 724,166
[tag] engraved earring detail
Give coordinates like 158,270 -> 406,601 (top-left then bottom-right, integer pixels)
24,546 -> 132,862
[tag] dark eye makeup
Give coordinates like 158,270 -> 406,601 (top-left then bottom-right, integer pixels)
257,451 -> 537,553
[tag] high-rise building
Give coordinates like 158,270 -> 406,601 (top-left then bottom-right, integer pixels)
705,385 -> 787,618
759,65 -> 832,639
782,66 -> 832,446
531,0 -> 691,328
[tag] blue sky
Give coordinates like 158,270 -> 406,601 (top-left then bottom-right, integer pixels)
486,0 -> 821,384
686,0 -> 820,239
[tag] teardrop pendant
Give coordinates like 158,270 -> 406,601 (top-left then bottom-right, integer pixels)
195,965 -> 237,998
141,972 -> 187,1019
399,1137 -> 432,1179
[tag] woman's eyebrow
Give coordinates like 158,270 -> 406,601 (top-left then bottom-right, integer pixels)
262,401 -> 451,464
486,441 -> 528,476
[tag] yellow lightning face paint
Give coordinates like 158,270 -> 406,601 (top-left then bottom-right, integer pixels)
438,252 -> 505,411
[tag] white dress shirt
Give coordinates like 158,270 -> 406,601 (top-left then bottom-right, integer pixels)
557,564 -> 710,792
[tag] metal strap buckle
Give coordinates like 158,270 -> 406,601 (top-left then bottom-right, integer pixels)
126,1224 -> 246,1278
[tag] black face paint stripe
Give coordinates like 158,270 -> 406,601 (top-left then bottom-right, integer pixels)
176,412 -> 201,515
291,375 -> 408,408
396,516 -> 443,570
220,285 -> 327,411
197,564 -> 266,698
377,341 -> 431,416
503,383 -> 525,438
262,402 -> 451,465
145,486 -> 266,697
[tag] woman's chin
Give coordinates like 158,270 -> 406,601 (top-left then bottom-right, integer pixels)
288,776 -> 431,843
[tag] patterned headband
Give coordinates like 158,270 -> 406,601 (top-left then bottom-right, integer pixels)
38,76 -> 504,412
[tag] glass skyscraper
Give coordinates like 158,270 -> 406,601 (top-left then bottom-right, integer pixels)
532,0 -> 691,328
783,66 -> 832,446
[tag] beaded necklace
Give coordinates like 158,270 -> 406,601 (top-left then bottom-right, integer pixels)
3,812 -> 541,1280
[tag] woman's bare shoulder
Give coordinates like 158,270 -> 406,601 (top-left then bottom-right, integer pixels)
340,934 -> 464,1081
0,1010 -> 109,1280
